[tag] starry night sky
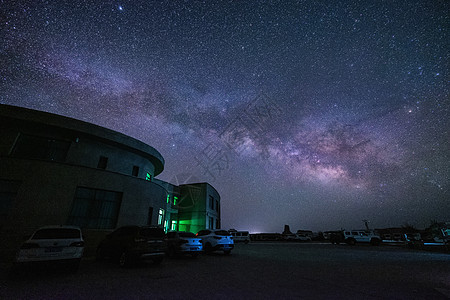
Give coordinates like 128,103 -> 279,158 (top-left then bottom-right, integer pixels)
1,0 -> 449,232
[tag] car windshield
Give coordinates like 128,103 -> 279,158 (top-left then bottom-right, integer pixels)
215,230 -> 231,236
179,232 -> 196,238
140,227 -> 165,238
32,228 -> 80,239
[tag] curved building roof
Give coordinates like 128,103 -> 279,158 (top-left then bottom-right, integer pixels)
0,104 -> 165,175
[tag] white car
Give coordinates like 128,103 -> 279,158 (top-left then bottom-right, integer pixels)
282,234 -> 311,242
197,229 -> 234,255
343,230 -> 381,246
229,230 -> 250,244
16,226 -> 84,271
166,231 -> 203,257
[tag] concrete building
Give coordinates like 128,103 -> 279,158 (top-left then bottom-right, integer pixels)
0,104 -> 220,259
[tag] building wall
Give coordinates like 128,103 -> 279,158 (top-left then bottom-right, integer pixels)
176,183 -> 221,233
0,105 -> 167,259
0,105 -> 222,261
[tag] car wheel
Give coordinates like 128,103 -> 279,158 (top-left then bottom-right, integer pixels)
95,247 -> 105,261
370,238 -> 381,246
167,246 -> 176,258
224,250 -> 231,255
119,251 -> 131,267
153,257 -> 163,265
69,259 -> 81,273
204,243 -> 212,253
347,238 -> 356,245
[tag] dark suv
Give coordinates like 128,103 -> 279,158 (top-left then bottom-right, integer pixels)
96,226 -> 166,267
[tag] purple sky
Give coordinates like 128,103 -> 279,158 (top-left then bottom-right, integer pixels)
1,1 -> 448,232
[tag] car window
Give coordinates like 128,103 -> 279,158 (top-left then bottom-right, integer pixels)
179,232 -> 195,238
214,230 -> 231,236
140,227 -> 165,238
197,230 -> 210,236
116,227 -> 138,237
32,228 -> 80,239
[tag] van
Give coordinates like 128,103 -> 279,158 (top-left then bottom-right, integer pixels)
229,230 -> 250,244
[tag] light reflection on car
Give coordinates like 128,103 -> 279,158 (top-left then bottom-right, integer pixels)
196,229 -> 234,255
166,231 -> 203,258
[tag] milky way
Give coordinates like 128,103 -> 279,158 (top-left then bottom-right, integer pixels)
1,0 -> 448,232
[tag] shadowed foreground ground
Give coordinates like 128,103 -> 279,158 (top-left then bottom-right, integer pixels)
1,243 -> 449,299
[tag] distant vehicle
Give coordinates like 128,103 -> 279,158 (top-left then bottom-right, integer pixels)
295,234 -> 312,242
328,231 -> 345,245
197,229 -> 234,255
343,230 -> 381,246
16,225 -> 84,272
404,233 -> 423,249
166,231 -> 203,257
229,229 -> 250,244
282,233 -> 311,242
96,226 -> 166,267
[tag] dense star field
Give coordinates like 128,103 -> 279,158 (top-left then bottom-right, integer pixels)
1,1 -> 448,232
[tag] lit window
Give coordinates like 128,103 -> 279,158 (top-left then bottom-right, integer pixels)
174,196 -> 178,205
171,220 -> 177,231
164,220 -> 169,232
166,194 -> 170,204
158,208 -> 165,225
146,173 -> 152,181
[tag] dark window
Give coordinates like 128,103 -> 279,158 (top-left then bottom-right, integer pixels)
179,232 -> 195,238
132,166 -> 139,177
167,232 -> 177,238
0,179 -> 21,220
216,219 -> 220,229
197,230 -> 211,236
209,196 -> 214,210
147,207 -> 153,225
214,230 -> 231,236
32,228 -> 81,239
67,187 -> 122,229
215,200 -> 219,212
209,217 -> 214,229
140,227 -> 165,238
12,134 -> 70,162
97,156 -> 108,169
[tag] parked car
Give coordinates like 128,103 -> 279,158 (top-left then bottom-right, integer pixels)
343,230 -> 382,246
328,231 -> 345,245
96,226 -> 166,267
196,229 -> 234,255
166,231 -> 203,257
404,233 -> 424,249
282,233 -> 311,242
15,225 -> 84,271
229,229 -> 250,244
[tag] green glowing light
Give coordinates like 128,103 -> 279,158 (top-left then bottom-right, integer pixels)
146,173 -> 152,181
166,194 -> 170,203
174,196 -> 178,205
